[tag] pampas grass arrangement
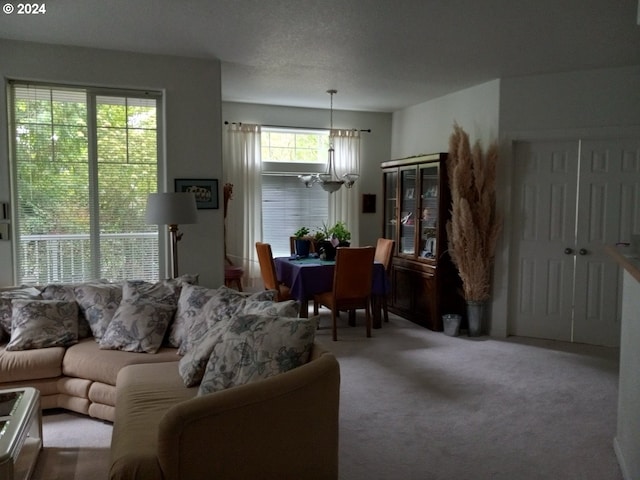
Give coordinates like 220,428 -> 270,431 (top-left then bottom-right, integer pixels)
446,123 -> 501,302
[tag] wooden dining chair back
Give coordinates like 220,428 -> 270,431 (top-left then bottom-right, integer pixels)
374,238 -> 395,270
314,246 -> 376,341
374,238 -> 395,323
255,242 -> 292,302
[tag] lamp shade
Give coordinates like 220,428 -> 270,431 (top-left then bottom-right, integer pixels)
145,192 -> 198,225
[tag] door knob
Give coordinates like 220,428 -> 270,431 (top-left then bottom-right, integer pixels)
579,248 -> 588,255
564,248 -> 573,255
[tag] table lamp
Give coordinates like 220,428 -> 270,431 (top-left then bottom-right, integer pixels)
145,192 -> 198,278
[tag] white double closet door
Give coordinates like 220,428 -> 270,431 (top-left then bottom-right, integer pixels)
510,138 -> 640,346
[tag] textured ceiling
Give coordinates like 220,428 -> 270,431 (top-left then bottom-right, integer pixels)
1,0 -> 639,112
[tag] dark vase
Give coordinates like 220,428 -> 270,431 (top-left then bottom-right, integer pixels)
318,240 -> 350,261
318,240 -> 336,261
294,239 -> 311,257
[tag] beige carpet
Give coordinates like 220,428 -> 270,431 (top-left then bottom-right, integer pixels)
32,410 -> 112,480
33,312 -> 623,480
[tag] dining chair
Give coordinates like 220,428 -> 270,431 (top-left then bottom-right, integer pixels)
313,246 -> 376,341
255,242 -> 292,302
374,238 -> 395,323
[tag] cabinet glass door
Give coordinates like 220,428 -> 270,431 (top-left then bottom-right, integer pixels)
399,168 -> 417,255
383,170 -> 398,242
419,164 -> 439,259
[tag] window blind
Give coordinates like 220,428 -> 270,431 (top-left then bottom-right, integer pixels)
10,83 -> 161,284
262,174 -> 328,257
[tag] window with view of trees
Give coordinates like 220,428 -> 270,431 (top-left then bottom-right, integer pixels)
9,83 -> 161,284
261,127 -> 329,257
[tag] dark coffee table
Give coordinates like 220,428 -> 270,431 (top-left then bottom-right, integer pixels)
0,387 -> 42,480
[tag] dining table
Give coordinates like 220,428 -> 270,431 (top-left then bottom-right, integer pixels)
274,255 -> 390,328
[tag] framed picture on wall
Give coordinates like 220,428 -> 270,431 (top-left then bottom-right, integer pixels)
175,178 -> 219,209
362,194 -> 376,213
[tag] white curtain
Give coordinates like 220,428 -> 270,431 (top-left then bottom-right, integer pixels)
328,129 -> 361,246
222,123 -> 262,285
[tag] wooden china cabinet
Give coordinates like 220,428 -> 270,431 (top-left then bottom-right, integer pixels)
381,153 -> 463,331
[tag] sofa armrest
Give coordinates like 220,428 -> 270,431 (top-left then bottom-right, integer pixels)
157,350 -> 340,480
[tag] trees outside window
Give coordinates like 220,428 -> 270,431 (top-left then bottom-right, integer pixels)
9,83 -> 161,284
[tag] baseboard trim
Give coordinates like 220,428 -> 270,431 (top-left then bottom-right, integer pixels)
613,436 -> 631,480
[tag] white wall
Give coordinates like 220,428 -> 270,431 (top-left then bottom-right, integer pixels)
615,268 -> 640,480
391,80 -> 501,158
0,39 -> 224,288
221,102 -> 392,248
500,65 -> 640,133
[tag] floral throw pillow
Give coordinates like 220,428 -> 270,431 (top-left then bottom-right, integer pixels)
178,295 -> 296,385
178,321 -> 228,387
98,280 -> 180,353
74,284 -> 123,340
178,286 -> 276,356
41,282 -> 112,339
241,299 -> 300,317
169,284 -> 220,349
98,298 -> 176,354
197,314 -> 316,395
6,299 -> 79,351
122,280 -> 180,305
0,286 -> 42,338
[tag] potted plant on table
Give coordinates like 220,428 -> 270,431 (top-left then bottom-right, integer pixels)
329,221 -> 351,246
293,226 -> 311,257
317,221 -> 351,261
446,123 -> 502,336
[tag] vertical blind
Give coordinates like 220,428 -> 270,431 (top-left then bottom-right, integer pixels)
9,83 -> 161,284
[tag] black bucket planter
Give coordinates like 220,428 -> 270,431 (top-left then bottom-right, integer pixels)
318,240 -> 350,261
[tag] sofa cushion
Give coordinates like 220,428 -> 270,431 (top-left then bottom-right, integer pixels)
111,362 -> 196,480
6,299 -> 79,351
0,343 -> 65,382
74,283 -> 123,340
63,338 -> 179,386
197,314 -> 316,395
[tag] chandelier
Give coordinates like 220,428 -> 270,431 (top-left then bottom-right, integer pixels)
298,90 -> 359,193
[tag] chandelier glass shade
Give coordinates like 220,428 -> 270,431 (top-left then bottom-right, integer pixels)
299,90 -> 359,193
